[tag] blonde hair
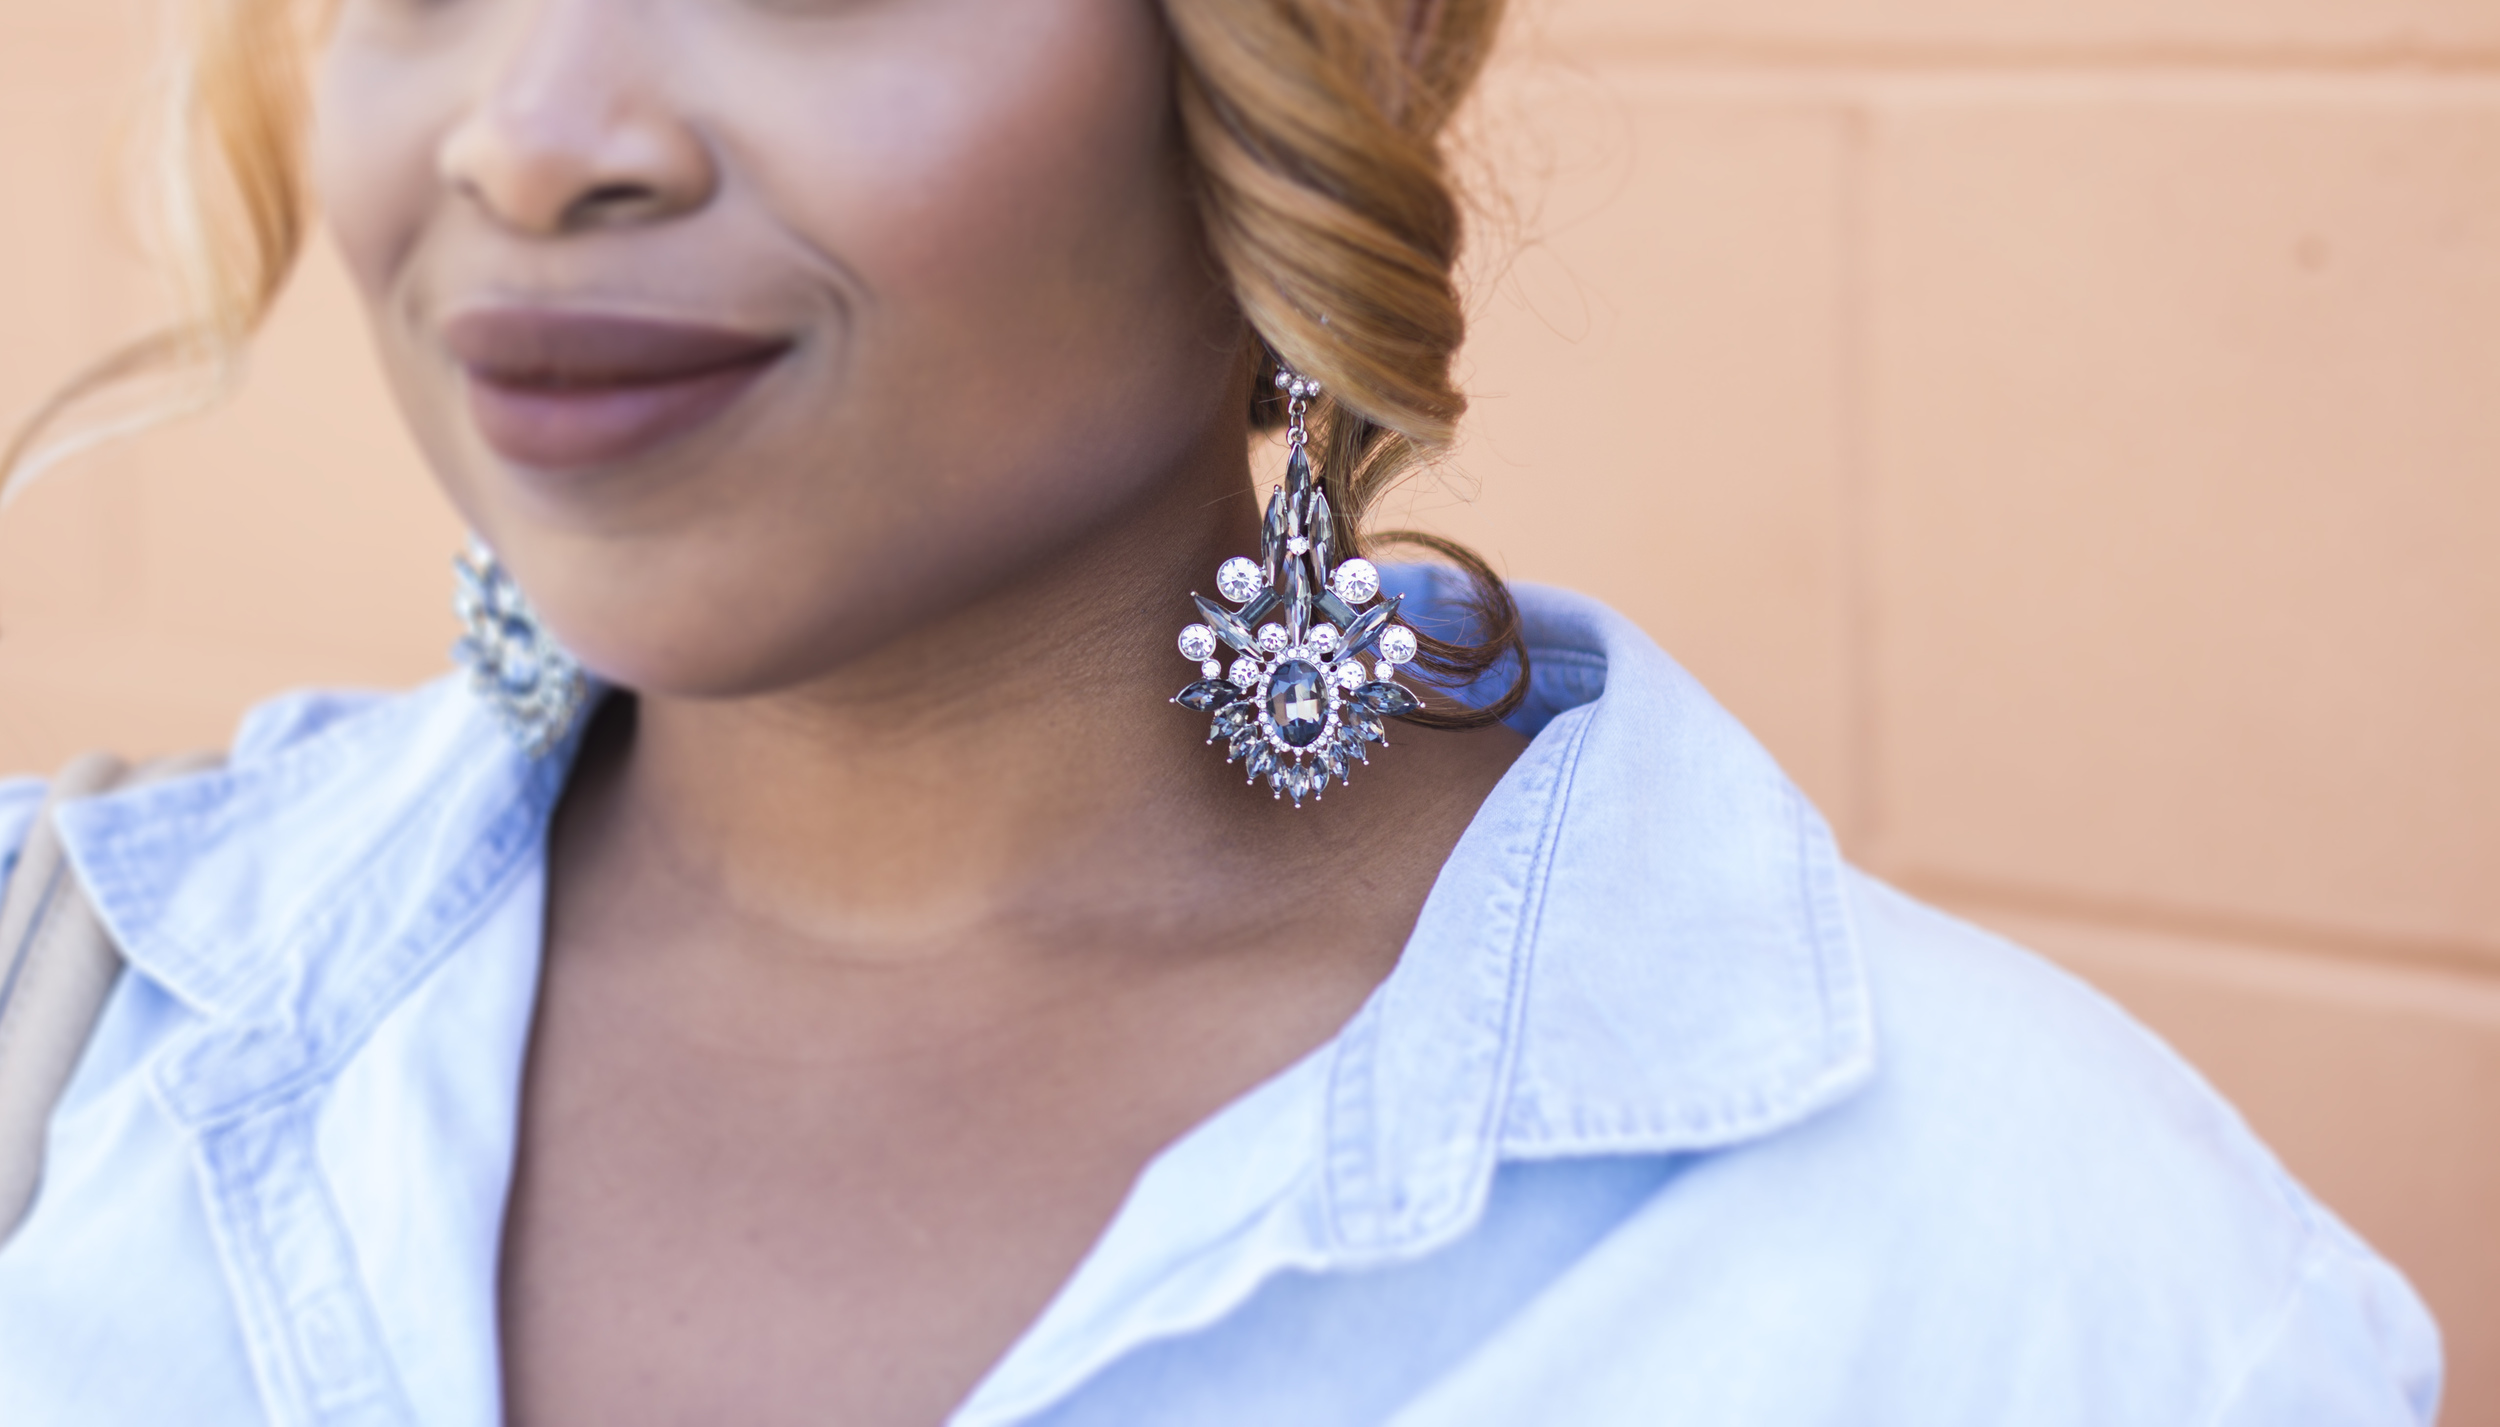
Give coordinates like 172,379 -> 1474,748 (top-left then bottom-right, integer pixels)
5,0 -> 1527,725
0,0 -> 313,497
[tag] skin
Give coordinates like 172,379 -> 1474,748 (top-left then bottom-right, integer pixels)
315,0 -> 1527,1423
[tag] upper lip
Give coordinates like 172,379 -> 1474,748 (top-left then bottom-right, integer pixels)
443,307 -> 792,389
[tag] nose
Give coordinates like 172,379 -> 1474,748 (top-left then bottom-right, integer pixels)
437,0 -> 715,236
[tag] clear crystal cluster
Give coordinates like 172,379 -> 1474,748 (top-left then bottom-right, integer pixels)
452,539 -> 588,758
1171,431 -> 1422,808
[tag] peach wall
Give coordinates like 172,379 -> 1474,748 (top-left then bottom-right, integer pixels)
4,0 -> 2496,1418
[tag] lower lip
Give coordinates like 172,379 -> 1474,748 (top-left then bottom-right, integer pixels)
466,355 -> 781,470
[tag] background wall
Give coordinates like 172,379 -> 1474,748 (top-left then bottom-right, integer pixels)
4,0 -> 2495,1417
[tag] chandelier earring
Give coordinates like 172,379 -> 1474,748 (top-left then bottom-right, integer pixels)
1169,362 -> 1423,807
452,536 -> 588,757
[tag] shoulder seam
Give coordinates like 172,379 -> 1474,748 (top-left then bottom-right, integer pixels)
2194,1222 -> 2349,1427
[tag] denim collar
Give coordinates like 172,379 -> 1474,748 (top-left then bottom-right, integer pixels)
52,576 -> 1875,1236
54,682 -> 570,1127
1305,570 -> 1872,1255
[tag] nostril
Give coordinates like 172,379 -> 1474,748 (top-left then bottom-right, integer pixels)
563,182 -> 662,230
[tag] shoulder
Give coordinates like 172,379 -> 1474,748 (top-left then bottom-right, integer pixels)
1433,583 -> 2441,1419
226,684 -> 407,763
2,675 -> 537,1367
1838,868 -> 2305,1225
1453,872 -> 2441,1425
1804,871 -> 2441,1421
21,674 -> 519,1113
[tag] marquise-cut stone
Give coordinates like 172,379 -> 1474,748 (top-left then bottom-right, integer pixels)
1353,681 -> 1422,716
1338,594 -> 1402,657
453,562 -> 487,618
1265,660 -> 1327,747
1281,560 -> 1312,640
1193,594 -> 1257,654
1175,678 -> 1249,713
1285,446 -> 1315,497
1246,744 -> 1278,778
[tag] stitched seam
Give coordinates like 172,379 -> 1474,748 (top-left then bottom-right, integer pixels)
170,774 -> 554,1129
93,734 -> 398,1012
72,684 -> 471,1016
1492,793 -> 1877,1157
193,1111 -> 315,1427
1318,703 -> 1599,1253
1790,785 -> 1875,1100
1393,701 -> 1596,1251
2194,1218 -> 2337,1427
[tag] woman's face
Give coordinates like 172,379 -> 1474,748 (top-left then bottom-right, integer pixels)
316,0 -> 1246,697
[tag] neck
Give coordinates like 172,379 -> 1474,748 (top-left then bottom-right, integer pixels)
556,423 -> 1517,969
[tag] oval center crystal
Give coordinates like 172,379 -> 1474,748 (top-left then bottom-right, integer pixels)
1266,660 -> 1327,748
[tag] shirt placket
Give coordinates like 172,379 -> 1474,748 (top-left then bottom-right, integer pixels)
184,1085 -> 414,1427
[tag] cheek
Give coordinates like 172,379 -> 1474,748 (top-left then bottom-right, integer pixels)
736,7 -> 1199,368
312,52 -> 428,302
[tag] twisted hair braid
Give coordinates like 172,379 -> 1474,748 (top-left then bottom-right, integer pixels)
1170,0 -> 1527,728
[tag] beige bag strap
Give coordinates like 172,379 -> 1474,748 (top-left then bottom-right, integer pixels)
0,750 -> 219,1245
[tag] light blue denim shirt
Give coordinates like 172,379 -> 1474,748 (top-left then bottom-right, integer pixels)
0,579 -> 2441,1426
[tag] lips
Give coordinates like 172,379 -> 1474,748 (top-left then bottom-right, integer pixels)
445,309 -> 792,469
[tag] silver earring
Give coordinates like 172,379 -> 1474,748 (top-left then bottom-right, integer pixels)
453,536 -> 588,757
1170,362 -> 1422,807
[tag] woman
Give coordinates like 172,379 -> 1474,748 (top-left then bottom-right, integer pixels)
0,0 -> 2441,1423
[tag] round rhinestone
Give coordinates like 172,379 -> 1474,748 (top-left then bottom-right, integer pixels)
1228,655 -> 1262,688
1307,623 -> 1340,652
1377,624 -> 1418,665
1375,661 -> 1399,683
1178,623 -> 1219,661
1201,660 -> 1223,678
1256,623 -> 1289,652
1329,558 -> 1380,605
1287,537 -> 1310,555
1215,557 -> 1264,604
1334,660 -> 1368,688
